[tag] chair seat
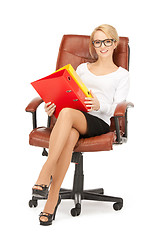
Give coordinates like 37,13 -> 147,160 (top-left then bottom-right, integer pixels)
29,127 -> 116,152
29,127 -> 52,148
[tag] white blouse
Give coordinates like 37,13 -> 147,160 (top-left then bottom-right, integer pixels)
76,63 -> 130,126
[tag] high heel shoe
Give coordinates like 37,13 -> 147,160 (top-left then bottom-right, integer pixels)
32,177 -> 52,198
39,196 -> 61,226
32,184 -> 49,198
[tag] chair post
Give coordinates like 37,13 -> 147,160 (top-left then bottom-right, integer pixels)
124,109 -> 128,138
114,116 -> 121,143
72,152 -> 84,195
32,112 -> 37,129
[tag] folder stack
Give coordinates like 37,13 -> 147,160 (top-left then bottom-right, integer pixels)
31,64 -> 92,118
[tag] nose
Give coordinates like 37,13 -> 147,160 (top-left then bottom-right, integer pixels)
100,42 -> 106,49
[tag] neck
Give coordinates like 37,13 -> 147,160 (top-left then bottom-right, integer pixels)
96,56 -> 115,68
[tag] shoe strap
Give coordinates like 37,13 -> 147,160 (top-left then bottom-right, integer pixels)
34,184 -> 48,189
39,212 -> 52,217
39,212 -> 53,221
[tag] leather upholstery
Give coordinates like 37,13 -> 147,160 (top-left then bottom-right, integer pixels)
29,128 -> 115,152
26,35 -> 131,152
29,127 -> 52,148
25,97 -> 43,112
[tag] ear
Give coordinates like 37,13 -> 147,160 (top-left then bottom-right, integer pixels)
114,41 -> 118,49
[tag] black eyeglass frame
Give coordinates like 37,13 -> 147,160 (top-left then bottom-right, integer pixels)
92,39 -> 116,48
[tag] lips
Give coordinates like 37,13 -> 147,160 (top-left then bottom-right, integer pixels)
100,49 -> 108,53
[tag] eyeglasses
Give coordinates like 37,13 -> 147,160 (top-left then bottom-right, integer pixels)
92,39 -> 116,48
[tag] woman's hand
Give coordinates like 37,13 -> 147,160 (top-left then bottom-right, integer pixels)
84,90 -> 100,112
44,102 -> 56,116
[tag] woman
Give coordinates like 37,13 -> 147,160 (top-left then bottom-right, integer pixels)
32,24 -> 130,225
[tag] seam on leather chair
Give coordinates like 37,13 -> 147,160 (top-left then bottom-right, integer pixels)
62,49 -> 93,61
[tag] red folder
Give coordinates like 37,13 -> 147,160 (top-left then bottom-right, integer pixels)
31,69 -> 90,118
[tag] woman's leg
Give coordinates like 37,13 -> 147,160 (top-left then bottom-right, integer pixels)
40,128 -> 80,222
34,108 -> 87,188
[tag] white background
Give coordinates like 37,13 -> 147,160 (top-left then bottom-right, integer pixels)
0,0 -> 168,239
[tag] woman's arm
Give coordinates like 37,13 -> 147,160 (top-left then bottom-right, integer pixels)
87,75 -> 130,116
98,75 -> 130,116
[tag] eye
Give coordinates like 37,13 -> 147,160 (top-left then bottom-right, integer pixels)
94,40 -> 101,45
104,39 -> 113,47
105,39 -> 112,44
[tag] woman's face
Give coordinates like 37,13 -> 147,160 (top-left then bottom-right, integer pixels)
93,30 -> 116,59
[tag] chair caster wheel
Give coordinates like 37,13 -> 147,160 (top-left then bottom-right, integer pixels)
71,203 -> 81,217
29,199 -> 38,208
113,202 -> 123,211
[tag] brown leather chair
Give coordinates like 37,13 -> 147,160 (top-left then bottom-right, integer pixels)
26,35 -> 134,217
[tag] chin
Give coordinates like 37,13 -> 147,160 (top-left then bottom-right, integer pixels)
98,53 -> 112,58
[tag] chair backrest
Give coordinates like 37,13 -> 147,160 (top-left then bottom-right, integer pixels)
50,35 -> 130,134
56,35 -> 129,71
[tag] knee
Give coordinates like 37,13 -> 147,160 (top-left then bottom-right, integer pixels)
58,108 -> 74,120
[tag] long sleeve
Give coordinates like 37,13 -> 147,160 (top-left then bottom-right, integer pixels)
98,74 -> 130,116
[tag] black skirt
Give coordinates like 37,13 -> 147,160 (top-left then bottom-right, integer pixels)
80,111 -> 110,138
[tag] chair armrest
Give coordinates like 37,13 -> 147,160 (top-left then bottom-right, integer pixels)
25,97 -> 43,113
25,97 -> 44,129
114,101 -> 134,117
113,101 -> 134,143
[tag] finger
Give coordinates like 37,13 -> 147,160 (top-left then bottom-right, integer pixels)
47,103 -> 56,111
85,103 -> 94,106
85,98 -> 94,102
84,100 -> 94,104
48,107 -> 56,116
45,102 -> 52,107
85,97 -> 93,100
86,105 -> 94,108
49,106 -> 56,115
45,102 -> 51,111
45,105 -> 56,115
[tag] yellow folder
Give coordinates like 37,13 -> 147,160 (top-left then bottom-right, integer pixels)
55,64 -> 92,98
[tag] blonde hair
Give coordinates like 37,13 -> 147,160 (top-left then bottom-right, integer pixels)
89,24 -> 119,59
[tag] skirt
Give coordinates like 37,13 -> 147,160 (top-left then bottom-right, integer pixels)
80,111 -> 110,138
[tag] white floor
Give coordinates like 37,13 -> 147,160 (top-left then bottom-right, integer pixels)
2,134 -> 167,239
